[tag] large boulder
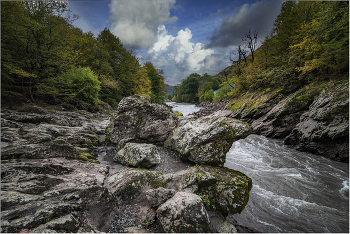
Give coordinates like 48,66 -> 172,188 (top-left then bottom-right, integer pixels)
162,165 -> 252,216
156,192 -> 212,233
164,116 -> 252,166
285,82 -> 349,162
113,142 -> 160,168
109,95 -> 177,150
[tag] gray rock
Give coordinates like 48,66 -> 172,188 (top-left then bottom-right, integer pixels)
208,211 -> 237,233
164,116 -> 252,166
285,82 -> 349,162
114,143 -> 160,168
108,168 -> 163,201
123,227 -> 151,233
109,95 -> 177,150
162,165 -> 252,216
145,187 -> 176,207
156,192 -> 212,233
135,206 -> 156,228
0,158 -> 114,233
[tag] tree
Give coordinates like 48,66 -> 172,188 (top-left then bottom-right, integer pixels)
243,30 -> 258,63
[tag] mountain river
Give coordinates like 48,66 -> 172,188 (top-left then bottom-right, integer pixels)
167,102 -> 349,233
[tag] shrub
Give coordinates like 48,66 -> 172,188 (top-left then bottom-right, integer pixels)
38,66 -> 101,108
213,85 -> 232,102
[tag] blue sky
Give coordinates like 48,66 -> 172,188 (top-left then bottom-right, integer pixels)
68,0 -> 282,85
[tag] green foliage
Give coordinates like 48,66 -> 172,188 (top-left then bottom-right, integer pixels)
221,1 -> 348,99
196,173 -> 202,181
173,75 -> 199,103
37,67 -> 101,108
138,217 -> 155,229
213,85 -> 232,102
197,193 -> 211,207
1,2 -> 163,110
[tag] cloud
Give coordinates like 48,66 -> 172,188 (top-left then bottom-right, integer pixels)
146,26 -> 227,85
108,0 -> 177,49
207,0 -> 282,48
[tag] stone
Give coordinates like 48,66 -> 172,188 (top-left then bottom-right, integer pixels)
145,187 -> 176,207
135,206 -> 156,228
164,116 -> 252,166
123,227 -> 151,233
208,211 -> 237,233
114,143 -> 160,168
109,95 -> 177,150
156,192 -> 212,233
162,165 -> 252,216
285,82 -> 349,162
108,168 -> 163,201
0,158 -> 115,233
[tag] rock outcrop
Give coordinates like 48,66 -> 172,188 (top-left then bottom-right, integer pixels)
198,80 -> 349,162
114,142 -> 160,168
1,158 -> 115,233
164,116 -> 253,166
109,95 -> 177,150
284,82 -> 349,162
1,97 -> 253,233
156,192 -> 212,233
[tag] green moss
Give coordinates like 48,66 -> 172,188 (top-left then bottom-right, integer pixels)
173,111 -> 183,116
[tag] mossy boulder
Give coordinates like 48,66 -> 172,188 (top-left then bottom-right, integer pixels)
108,168 -> 165,201
162,165 -> 252,217
164,116 -> 253,166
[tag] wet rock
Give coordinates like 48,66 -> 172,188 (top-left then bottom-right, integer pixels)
162,165 -> 252,216
164,116 -> 253,166
156,192 -> 212,233
285,82 -> 349,162
145,187 -> 176,207
114,143 -> 160,168
109,95 -> 177,150
251,90 -> 313,139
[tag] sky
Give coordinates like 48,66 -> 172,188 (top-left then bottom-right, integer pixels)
68,0 -> 283,86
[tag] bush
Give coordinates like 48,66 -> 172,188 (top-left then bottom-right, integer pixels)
38,66 -> 101,108
213,85 -> 232,102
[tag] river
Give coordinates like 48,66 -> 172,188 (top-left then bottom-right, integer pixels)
167,102 -> 349,233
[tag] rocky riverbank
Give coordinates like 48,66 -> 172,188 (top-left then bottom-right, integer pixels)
193,80 -> 349,163
1,96 -> 255,233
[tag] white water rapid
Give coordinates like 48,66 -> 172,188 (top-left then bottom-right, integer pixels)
168,102 -> 349,233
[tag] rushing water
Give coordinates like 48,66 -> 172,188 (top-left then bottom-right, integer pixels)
168,102 -> 349,233
166,102 -> 202,116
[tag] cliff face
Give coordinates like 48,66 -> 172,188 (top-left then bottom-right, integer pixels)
198,80 -> 349,163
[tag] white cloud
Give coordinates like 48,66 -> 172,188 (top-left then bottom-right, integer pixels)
146,26 -> 227,85
108,0 -> 177,49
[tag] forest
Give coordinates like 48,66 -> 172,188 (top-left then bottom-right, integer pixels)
1,1 -> 166,110
173,1 -> 349,103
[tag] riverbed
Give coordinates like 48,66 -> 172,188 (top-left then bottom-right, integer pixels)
168,102 -> 349,233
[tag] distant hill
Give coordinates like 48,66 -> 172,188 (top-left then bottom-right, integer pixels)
165,84 -> 174,95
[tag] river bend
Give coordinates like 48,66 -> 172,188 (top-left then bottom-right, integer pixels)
168,102 -> 349,233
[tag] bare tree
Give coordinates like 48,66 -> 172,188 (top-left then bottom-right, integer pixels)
243,30 -> 258,63
229,45 -> 248,75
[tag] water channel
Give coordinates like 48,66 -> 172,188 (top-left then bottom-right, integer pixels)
167,102 -> 349,233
